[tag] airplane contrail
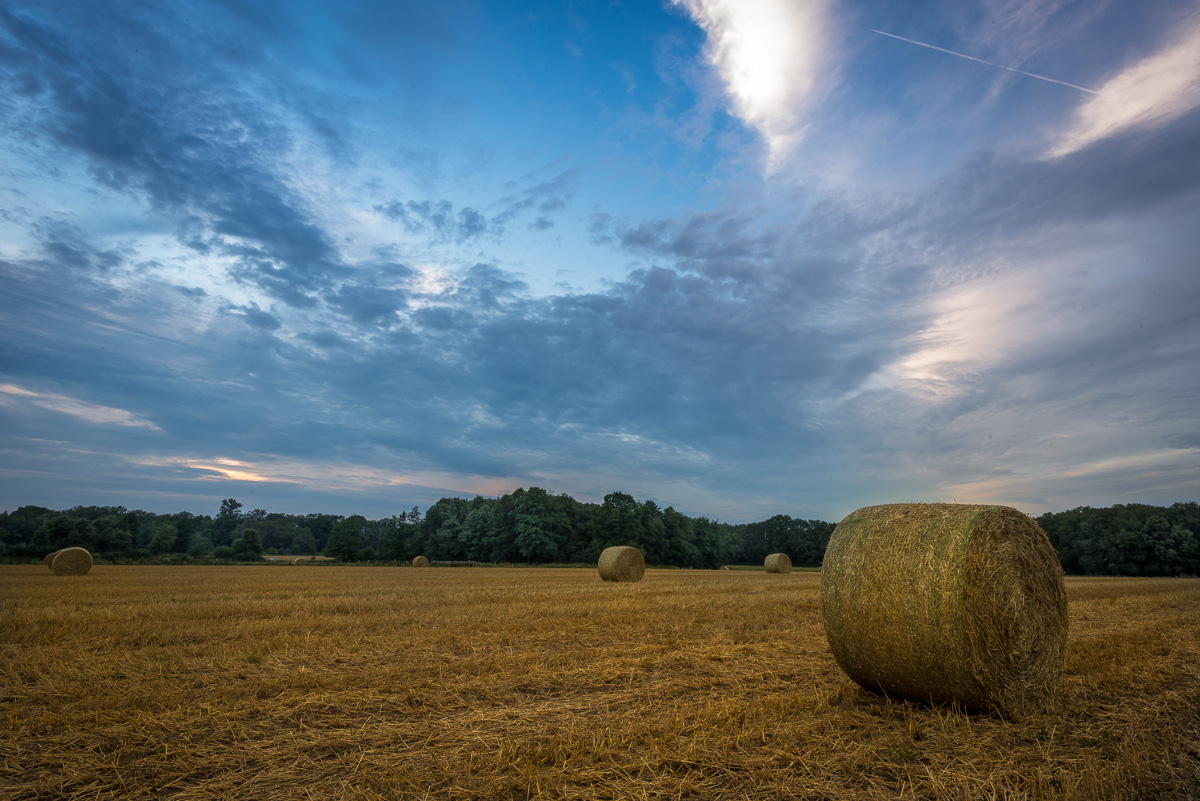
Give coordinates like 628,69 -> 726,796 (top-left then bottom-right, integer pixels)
869,28 -> 1100,95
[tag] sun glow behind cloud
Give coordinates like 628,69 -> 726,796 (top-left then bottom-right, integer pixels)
672,0 -> 830,167
1047,17 -> 1200,158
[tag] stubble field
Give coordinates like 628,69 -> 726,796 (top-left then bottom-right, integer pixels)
1,565 -> 1197,800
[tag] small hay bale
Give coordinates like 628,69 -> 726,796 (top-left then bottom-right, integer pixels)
412,555 -> 429,567
820,503 -> 1067,718
293,558 -> 307,566
764,553 -> 791,573
44,551 -> 60,570
720,565 -> 730,570
51,547 -> 93,576
597,545 -> 645,582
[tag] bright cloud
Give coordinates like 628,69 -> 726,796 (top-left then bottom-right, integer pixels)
130,454 -> 517,497
0,384 -> 161,430
672,0 -> 831,165
1047,18 -> 1200,158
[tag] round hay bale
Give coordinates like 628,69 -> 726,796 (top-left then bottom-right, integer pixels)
51,547 -> 93,576
764,553 -> 791,573
720,565 -> 730,570
597,545 -> 645,582
412,555 -> 429,567
293,558 -> 307,566
820,503 -> 1067,718
44,551 -> 61,570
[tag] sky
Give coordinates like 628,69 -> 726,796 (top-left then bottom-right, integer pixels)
1,0 -> 1198,524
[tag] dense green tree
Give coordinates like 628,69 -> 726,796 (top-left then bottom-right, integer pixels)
232,527 -> 264,560
290,528 -> 318,555
1039,503 -> 1200,576
93,515 -> 134,554
591,491 -> 645,556
149,520 -> 178,554
325,516 -> 365,561
39,516 -> 98,552
691,516 -> 733,569
3,507 -> 54,555
512,487 -> 568,562
188,536 -> 211,559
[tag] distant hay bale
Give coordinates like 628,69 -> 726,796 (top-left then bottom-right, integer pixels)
820,503 -> 1067,718
764,553 -> 791,573
44,551 -> 60,570
51,547 -> 93,576
412,556 -> 429,567
720,565 -> 730,570
293,558 -> 307,566
598,546 -> 645,583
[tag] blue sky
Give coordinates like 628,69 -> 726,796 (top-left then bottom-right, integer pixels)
1,0 -> 1198,523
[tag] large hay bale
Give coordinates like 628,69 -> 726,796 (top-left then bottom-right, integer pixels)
412,555 -> 429,567
820,503 -> 1067,718
598,546 -> 645,582
51,547 -> 93,576
293,558 -> 307,566
764,553 -> 791,573
44,551 -> 60,570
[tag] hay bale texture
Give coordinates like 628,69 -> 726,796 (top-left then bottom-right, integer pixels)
764,553 -> 791,573
51,547 -> 93,576
44,551 -> 60,570
820,503 -> 1067,718
597,546 -> 645,583
292,558 -> 307,566
412,555 -> 429,567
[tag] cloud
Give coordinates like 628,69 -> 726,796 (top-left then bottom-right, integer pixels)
127,453 -> 517,497
492,169 -> 584,228
671,0 -> 831,165
375,199 -> 490,243
0,5 -> 350,307
0,383 -> 161,429
1047,17 -> 1200,158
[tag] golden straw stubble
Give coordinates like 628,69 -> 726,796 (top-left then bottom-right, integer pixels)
820,503 -> 1067,718
50,547 -> 93,576
597,546 -> 645,582
764,553 -> 791,573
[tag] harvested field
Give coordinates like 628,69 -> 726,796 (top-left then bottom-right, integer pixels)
0,566 -> 1197,800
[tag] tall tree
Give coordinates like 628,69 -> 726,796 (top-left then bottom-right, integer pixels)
325,516 -> 364,561
213,498 -> 244,546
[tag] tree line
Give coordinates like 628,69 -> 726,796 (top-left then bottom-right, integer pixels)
0,489 -> 834,569
2,494 -> 1196,575
1035,502 -> 1199,577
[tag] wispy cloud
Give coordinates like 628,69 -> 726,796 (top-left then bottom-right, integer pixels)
1047,18 -> 1200,158
130,454 -> 518,497
672,0 -> 831,166
0,384 -> 160,430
